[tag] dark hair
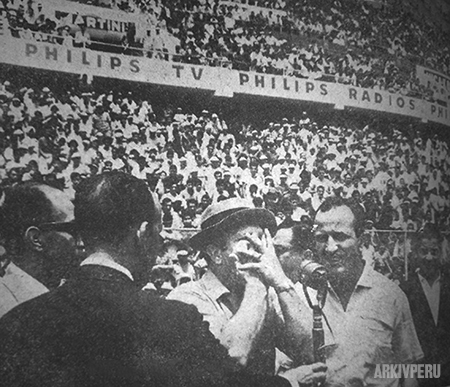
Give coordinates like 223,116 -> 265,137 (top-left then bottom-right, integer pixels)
0,183 -> 57,253
416,222 -> 442,243
74,172 -> 156,248
315,196 -> 365,237
161,197 -> 172,205
253,197 -> 264,208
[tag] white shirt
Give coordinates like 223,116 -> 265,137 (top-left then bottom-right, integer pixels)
418,272 -> 441,325
294,264 -> 423,387
81,251 -> 134,281
0,262 -> 48,318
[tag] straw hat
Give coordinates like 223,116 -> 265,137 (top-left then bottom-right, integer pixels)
189,198 -> 276,250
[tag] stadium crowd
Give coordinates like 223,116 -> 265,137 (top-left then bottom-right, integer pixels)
2,0 -> 449,102
0,75 -> 449,288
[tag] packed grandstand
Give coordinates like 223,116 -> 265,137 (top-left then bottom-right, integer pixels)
2,0 -> 449,99
0,0 -> 449,288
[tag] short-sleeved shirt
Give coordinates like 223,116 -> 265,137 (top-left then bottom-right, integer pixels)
294,264 -> 423,387
168,270 -> 284,376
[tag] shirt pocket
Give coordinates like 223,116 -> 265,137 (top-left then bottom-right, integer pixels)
359,315 -> 395,364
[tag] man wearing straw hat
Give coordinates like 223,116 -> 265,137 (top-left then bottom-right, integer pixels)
169,198 -> 326,386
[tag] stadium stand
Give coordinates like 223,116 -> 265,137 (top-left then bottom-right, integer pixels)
1,0 -> 449,101
0,0 -> 449,287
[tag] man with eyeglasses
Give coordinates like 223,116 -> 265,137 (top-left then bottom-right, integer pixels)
300,196 -> 423,387
0,172 -> 290,387
0,182 -> 80,318
401,223 -> 450,387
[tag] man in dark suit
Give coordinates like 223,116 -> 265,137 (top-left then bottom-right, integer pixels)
0,172 -> 289,387
401,223 -> 450,387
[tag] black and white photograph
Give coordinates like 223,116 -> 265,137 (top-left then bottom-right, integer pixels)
0,0 -> 449,386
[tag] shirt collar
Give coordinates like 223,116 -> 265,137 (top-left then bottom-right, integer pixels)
355,262 -> 377,289
201,270 -> 231,302
80,251 -> 134,281
417,271 -> 441,286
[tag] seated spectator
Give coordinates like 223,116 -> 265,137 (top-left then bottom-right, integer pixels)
163,164 -> 183,191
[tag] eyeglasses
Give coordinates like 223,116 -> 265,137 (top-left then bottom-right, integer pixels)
36,221 -> 78,235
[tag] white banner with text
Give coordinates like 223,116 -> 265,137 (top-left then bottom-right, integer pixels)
0,37 -> 449,128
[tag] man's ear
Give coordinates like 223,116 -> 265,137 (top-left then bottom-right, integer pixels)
136,221 -> 149,240
24,226 -> 44,252
205,244 -> 222,265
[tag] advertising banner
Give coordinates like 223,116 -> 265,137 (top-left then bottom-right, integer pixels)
53,10 -> 135,44
0,38 -> 220,90
23,0 -> 145,44
416,65 -> 450,105
0,36 -> 449,128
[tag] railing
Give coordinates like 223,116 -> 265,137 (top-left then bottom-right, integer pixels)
1,0 -> 448,81
366,229 -> 412,281
164,227 -> 450,283
4,25 -> 235,67
220,0 -> 288,11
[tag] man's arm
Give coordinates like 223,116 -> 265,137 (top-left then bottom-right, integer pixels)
155,299 -> 291,387
274,283 -> 314,364
239,229 -> 313,364
167,276 -> 270,368
219,275 -> 268,366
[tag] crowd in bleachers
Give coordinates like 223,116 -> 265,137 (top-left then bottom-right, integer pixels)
1,75 -> 449,285
2,0 -> 449,102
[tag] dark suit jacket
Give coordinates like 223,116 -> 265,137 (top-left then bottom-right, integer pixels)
401,271 -> 450,386
0,265 -> 289,387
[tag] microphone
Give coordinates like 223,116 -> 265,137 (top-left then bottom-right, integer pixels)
298,250 -> 327,290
